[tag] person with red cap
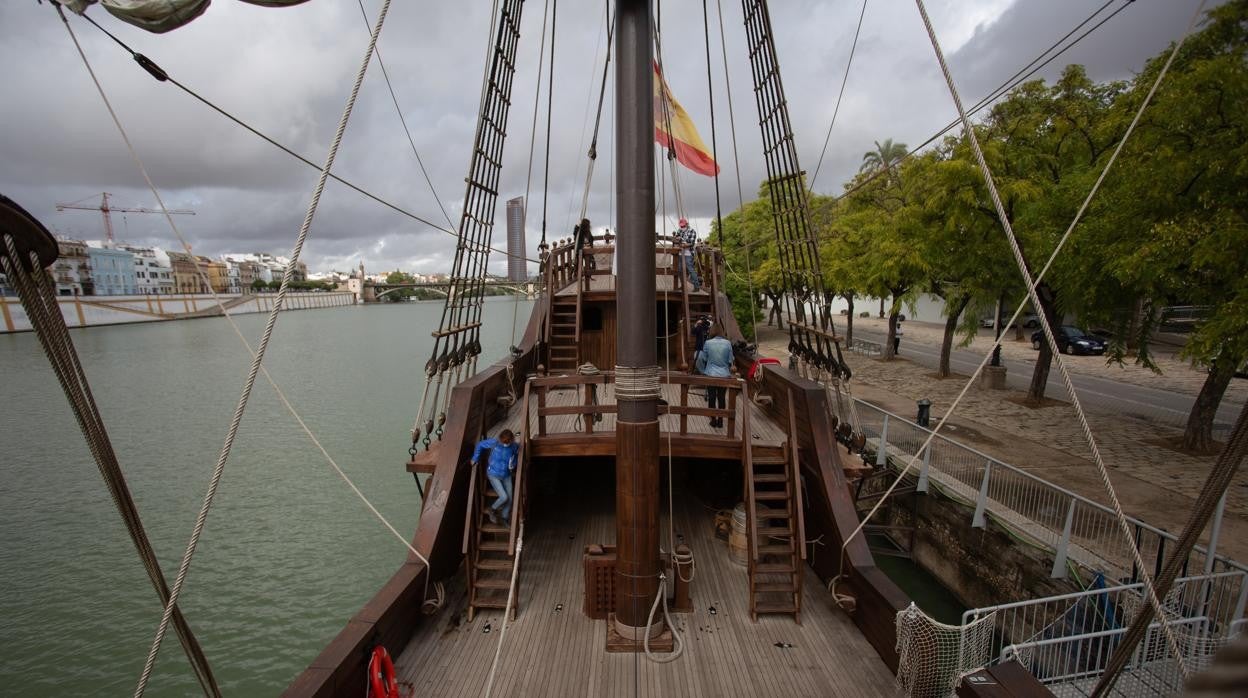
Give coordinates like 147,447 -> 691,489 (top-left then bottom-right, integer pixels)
676,218 -> 701,291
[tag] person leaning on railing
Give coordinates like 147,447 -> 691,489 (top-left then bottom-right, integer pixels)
696,326 -> 733,429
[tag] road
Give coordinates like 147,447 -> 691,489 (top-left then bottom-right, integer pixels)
850,325 -> 1244,438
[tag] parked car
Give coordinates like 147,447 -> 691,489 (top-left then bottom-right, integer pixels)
1031,326 -> 1106,355
979,312 -> 1017,329
1022,314 -> 1041,328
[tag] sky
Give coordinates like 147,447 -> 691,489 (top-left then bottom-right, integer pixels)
0,0 -> 1213,277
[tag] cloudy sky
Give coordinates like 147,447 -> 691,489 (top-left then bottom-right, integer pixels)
0,0 -> 1210,277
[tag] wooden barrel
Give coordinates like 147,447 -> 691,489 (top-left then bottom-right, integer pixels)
728,503 -> 748,566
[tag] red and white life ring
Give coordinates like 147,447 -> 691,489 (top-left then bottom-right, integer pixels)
368,645 -> 399,698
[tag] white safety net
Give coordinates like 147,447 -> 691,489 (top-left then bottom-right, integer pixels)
896,603 -> 996,697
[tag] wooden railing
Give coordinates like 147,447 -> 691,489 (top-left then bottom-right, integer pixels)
509,379 -> 531,555
528,371 -> 745,439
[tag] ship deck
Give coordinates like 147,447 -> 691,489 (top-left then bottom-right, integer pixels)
392,472 -> 895,697
489,381 -> 788,462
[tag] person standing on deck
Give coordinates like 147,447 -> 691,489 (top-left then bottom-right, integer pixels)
676,218 -> 701,292
575,218 -> 596,275
691,314 -> 712,369
696,327 -> 733,428
470,429 -> 520,526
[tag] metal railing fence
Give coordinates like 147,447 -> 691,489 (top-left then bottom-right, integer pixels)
959,571 -> 1246,696
841,398 -> 1245,585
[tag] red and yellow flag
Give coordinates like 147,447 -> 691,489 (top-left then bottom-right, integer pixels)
653,62 -> 719,177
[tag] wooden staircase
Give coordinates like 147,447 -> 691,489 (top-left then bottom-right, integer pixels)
465,464 -> 518,621
744,393 -> 806,622
548,295 -> 579,373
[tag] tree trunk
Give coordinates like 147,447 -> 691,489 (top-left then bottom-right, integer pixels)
879,296 -> 886,319
844,292 -> 855,344
1027,282 -> 1061,402
939,294 -> 971,378
883,310 -> 899,361
1182,353 -> 1238,453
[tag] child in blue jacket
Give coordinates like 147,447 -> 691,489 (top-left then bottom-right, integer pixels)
471,429 -> 520,525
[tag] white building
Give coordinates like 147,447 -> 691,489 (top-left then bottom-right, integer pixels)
122,246 -> 175,295
225,262 -> 242,294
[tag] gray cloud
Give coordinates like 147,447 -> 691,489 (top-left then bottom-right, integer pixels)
0,0 -> 1212,276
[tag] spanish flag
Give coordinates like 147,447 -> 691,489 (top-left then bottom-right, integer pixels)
653,62 -> 720,177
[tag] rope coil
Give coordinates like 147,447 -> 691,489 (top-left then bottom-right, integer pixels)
614,365 -> 662,401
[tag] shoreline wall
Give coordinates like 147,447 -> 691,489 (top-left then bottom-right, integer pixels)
0,291 -> 357,333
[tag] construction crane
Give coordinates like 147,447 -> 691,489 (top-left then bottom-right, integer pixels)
55,192 -> 194,244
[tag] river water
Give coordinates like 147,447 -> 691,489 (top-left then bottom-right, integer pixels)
0,297 -> 532,696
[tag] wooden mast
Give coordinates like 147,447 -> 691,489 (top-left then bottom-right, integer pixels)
613,0 -> 661,639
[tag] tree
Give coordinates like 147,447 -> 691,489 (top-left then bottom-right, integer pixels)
250,278 -> 266,292
1067,1 -> 1248,451
859,138 -> 909,178
384,270 -> 417,302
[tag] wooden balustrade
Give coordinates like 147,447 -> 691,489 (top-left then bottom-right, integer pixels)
527,371 -> 745,440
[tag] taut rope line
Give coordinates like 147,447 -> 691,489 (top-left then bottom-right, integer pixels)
122,2 -> 397,693
55,1 -> 436,640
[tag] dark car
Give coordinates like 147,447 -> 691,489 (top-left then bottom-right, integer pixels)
1031,326 -> 1106,355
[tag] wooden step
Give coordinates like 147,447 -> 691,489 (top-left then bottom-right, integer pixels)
754,582 -> 796,593
755,505 -> 790,519
758,526 -> 792,536
479,521 -> 510,534
480,540 -> 510,552
757,542 -> 792,555
476,558 -> 514,571
752,454 -> 788,465
473,577 -> 512,590
752,473 -> 787,483
753,601 -> 798,614
471,598 -> 509,609
755,562 -> 794,574
754,491 -> 789,501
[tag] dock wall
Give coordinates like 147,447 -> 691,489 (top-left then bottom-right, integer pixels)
0,291 -> 357,333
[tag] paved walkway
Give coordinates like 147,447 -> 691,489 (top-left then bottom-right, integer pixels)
754,325 -> 1248,565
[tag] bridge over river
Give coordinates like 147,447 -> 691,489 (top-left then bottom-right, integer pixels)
362,279 -> 536,302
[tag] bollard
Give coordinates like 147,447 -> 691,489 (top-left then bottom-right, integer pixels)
916,399 -> 932,428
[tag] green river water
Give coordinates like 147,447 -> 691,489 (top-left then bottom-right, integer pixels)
0,298 -> 531,696
0,295 -> 963,695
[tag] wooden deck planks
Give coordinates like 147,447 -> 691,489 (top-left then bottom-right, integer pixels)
394,483 -> 894,697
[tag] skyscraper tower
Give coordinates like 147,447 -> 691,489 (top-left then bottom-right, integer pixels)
505,196 -> 526,282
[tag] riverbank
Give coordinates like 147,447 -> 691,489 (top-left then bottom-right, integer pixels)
0,290 -> 356,333
754,325 -> 1248,565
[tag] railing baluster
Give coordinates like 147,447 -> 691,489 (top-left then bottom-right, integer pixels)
876,414 -> 889,467
917,444 -> 931,494
973,460 -> 992,528
1051,498 -> 1077,579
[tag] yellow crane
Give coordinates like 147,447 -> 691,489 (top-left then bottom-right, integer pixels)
56,192 -> 194,244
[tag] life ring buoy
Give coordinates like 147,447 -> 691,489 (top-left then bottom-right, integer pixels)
368,645 -> 398,698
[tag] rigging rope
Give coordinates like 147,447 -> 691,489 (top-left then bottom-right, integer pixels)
714,0 -> 759,336
128,2 -> 398,693
578,0 -> 616,225
891,0 -> 1201,675
808,0 -> 868,191
54,17 -> 439,687
736,0 -> 1134,257
700,0 -> 723,246
481,523 -> 524,698
73,11 -> 539,266
540,0 -> 558,248
354,0 -> 456,231
0,228 -> 221,697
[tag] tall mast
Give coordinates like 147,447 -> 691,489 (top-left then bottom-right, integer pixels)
613,0 -> 661,638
